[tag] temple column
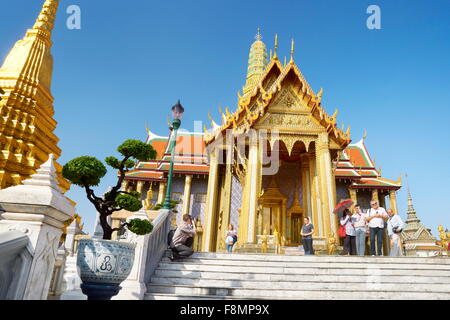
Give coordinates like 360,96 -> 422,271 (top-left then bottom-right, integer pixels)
389,190 -> 398,214
157,182 -> 166,204
136,181 -> 144,202
121,180 -> 129,192
349,188 -> 357,211
221,160 -> 233,235
281,199 -> 287,242
316,133 -> 337,243
301,154 -> 311,217
202,147 -> 220,252
372,189 -> 379,202
309,152 -> 322,240
243,138 -> 260,244
182,175 -> 193,215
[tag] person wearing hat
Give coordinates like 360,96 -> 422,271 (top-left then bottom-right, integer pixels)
387,209 -> 405,256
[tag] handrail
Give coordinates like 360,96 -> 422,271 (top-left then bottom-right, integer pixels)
0,231 -> 32,300
143,209 -> 172,283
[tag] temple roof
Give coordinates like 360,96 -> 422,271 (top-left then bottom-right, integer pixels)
125,129 -> 209,181
204,33 -> 351,149
335,138 -> 401,190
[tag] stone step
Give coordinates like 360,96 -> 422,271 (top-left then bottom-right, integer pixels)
182,252 -> 450,265
144,292 -> 255,300
155,263 -> 450,277
158,259 -> 450,271
149,276 -> 450,292
146,283 -> 450,300
153,269 -> 450,284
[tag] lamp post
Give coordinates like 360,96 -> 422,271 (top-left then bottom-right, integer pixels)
163,100 -> 184,209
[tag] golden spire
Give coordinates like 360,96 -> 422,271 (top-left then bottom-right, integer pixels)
0,0 -> 68,191
290,39 -> 295,64
243,28 -> 268,96
32,0 -> 59,40
273,34 -> 279,59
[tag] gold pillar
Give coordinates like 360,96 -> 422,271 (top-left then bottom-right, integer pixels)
136,181 -> 144,203
182,175 -> 193,215
282,199 -> 287,241
157,182 -> 166,204
309,152 -> 323,239
241,138 -> 260,244
349,188 -> 357,211
372,189 -> 379,202
389,190 -> 398,214
121,180 -> 128,191
316,133 -> 337,242
202,148 -> 220,252
301,154 -> 311,216
221,160 -> 233,235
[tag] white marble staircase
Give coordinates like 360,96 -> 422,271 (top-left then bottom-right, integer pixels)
145,251 -> 450,300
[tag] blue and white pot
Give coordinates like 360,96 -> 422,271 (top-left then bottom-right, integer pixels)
76,239 -> 136,300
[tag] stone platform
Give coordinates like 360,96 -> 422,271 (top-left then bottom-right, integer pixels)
145,251 -> 450,300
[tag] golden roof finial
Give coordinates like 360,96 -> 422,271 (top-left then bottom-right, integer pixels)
284,56 -> 287,67
207,110 -> 213,121
145,121 -> 150,134
273,34 -> 279,59
363,129 -> 367,140
32,0 -> 60,38
290,39 -> 295,64
256,28 -> 262,41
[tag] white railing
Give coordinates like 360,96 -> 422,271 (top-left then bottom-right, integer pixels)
0,231 -> 33,300
144,209 -> 173,283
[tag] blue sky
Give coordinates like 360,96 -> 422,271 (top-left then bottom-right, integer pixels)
1,0 -> 449,236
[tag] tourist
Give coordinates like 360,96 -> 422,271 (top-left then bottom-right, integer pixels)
170,214 -> 197,260
387,209 -> 406,256
366,200 -> 389,256
340,209 -> 356,255
353,204 -> 367,256
225,224 -> 237,253
301,217 -> 314,255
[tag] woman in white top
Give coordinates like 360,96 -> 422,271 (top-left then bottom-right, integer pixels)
225,224 -> 237,253
353,204 -> 368,256
340,209 -> 356,255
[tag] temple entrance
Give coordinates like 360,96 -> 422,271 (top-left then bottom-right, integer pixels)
291,214 -> 302,244
258,179 -> 287,237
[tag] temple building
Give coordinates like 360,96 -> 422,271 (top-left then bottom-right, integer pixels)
402,187 -> 441,256
0,0 -> 69,191
120,31 -> 402,253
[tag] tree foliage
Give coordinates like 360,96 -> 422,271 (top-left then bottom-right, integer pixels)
127,218 -> 154,235
62,156 -> 107,187
62,139 -> 157,240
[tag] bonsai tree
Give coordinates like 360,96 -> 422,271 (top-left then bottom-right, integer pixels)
62,139 -> 156,240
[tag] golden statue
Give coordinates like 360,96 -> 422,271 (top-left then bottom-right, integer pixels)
327,231 -> 337,255
144,187 -> 154,210
274,229 -> 281,254
260,229 -> 269,254
436,225 -> 450,254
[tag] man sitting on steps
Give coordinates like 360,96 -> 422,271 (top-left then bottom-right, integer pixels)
169,214 -> 197,261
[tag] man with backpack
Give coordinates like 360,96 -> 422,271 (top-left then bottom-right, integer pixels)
168,214 -> 197,261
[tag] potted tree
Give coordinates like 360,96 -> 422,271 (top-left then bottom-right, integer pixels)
62,139 -> 156,300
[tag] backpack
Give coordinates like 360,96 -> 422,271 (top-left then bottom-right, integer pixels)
338,225 -> 347,238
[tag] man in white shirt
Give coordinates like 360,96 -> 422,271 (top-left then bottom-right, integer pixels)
387,209 -> 406,256
366,200 -> 388,256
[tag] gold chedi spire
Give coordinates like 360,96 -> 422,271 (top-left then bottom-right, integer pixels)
32,0 -> 59,38
0,0 -> 69,191
243,28 -> 268,96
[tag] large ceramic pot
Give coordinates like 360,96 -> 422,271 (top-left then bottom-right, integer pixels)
76,239 -> 136,300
